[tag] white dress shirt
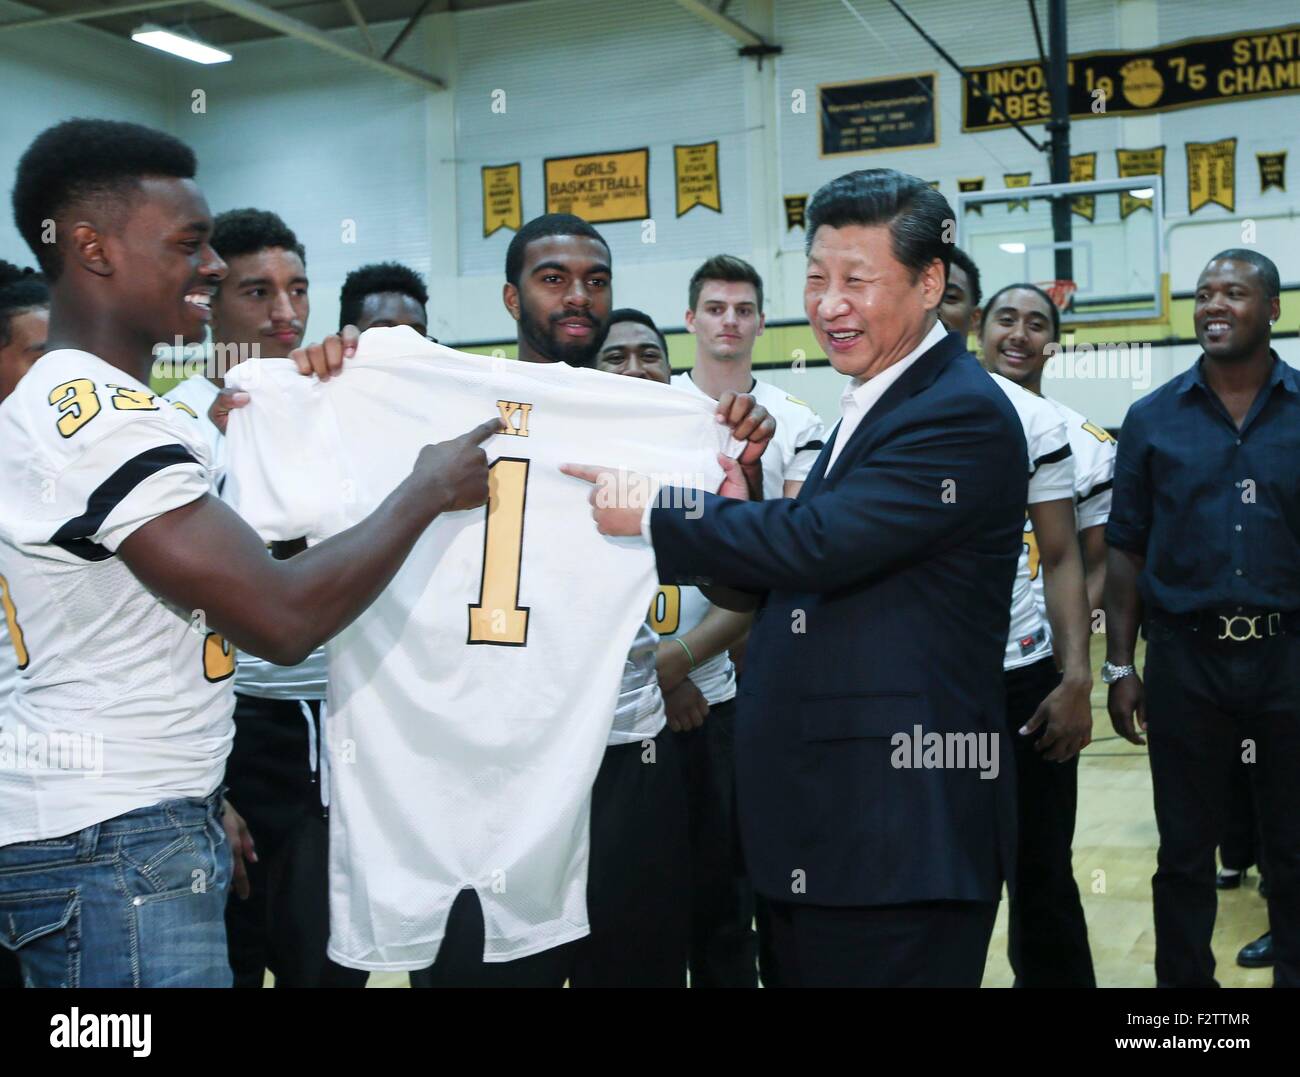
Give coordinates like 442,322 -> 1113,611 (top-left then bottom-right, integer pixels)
824,319 -> 948,472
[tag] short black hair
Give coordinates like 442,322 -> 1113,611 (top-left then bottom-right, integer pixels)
12,118 -> 197,280
947,246 -> 982,307
981,282 -> 1061,341
601,307 -> 669,356
339,261 -> 429,330
688,254 -> 764,312
1206,248 -> 1281,299
211,208 -> 305,264
505,213 -> 609,287
805,169 -> 953,284
0,259 -> 49,349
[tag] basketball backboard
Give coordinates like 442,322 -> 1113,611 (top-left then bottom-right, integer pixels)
955,176 -> 1164,325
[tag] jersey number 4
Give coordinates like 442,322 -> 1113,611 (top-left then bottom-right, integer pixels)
468,458 -> 531,646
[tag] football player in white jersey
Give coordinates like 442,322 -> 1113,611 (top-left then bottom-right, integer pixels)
668,256 -> 827,987
0,259 -> 48,988
0,119 -> 496,988
972,279 -> 1099,987
597,308 -> 756,987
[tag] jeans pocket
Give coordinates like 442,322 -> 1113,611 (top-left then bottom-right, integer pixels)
0,888 -> 80,987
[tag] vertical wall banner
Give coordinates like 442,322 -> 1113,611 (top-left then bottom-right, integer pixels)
1069,152 -> 1098,220
1258,151 -> 1287,192
1004,172 -> 1032,211
1186,137 -> 1237,213
544,148 -> 650,224
482,163 -> 522,237
1116,146 -> 1166,217
958,177 -> 985,214
674,142 -> 721,217
784,195 -> 808,230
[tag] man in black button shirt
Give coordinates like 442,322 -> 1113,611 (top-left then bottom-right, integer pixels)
1104,249 -> 1300,987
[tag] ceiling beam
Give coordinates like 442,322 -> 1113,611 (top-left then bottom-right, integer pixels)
202,0 -> 444,89
338,0 -> 375,54
0,0 -> 188,33
672,0 -> 765,48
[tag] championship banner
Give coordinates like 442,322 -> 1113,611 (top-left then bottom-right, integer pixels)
544,148 -> 649,224
819,72 -> 938,156
962,22 -> 1300,132
674,141 -> 721,217
481,163 -> 522,237
1116,146 -> 1165,217
1004,172 -> 1032,211
1259,151 -> 1287,192
1187,138 -> 1237,213
1070,152 -> 1097,221
958,177 -> 985,214
784,194 -> 808,230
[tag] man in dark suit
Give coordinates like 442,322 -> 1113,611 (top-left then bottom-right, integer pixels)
565,169 -> 1028,987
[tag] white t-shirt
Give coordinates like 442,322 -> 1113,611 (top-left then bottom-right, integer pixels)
0,350 -> 233,844
164,373 -> 328,702
223,328 -> 734,968
1031,397 -> 1117,631
655,373 -> 825,707
989,373 -> 1074,671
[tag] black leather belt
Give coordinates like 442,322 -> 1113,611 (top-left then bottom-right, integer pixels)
1149,608 -> 1300,643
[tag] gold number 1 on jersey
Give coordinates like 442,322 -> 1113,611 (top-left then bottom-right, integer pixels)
468,458 -> 531,646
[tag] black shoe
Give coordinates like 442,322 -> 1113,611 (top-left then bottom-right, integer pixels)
1217,868 -> 1245,890
1237,932 -> 1273,968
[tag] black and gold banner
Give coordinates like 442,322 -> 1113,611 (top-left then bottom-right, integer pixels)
1187,137 -> 1237,214
1070,152 -> 1097,221
481,163 -> 522,237
544,148 -> 649,224
784,194 -> 808,230
1116,146 -> 1165,217
962,23 -> 1300,132
819,73 -> 938,156
958,177 -> 985,214
674,142 -> 721,217
1259,151 -> 1287,191
1004,172 -> 1032,211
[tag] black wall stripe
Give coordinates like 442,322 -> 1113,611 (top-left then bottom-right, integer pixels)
51,443 -> 199,561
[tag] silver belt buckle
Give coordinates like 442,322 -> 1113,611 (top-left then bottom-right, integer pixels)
1218,614 -> 1263,642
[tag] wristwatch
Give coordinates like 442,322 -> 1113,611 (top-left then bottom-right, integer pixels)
1100,661 -> 1136,684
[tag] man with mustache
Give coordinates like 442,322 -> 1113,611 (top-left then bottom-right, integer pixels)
1105,249 -> 1300,987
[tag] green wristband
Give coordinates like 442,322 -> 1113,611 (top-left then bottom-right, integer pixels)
674,637 -> 697,669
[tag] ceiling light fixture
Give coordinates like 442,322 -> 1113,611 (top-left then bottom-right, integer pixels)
132,24 -> 232,64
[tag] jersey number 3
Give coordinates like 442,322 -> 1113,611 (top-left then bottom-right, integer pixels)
468,458 -> 531,646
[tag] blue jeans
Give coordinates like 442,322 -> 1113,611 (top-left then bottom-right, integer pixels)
0,792 -> 232,987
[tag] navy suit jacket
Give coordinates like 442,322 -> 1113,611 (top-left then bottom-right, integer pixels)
650,331 -> 1027,907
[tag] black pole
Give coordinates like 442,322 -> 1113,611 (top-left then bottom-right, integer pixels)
1046,0 -> 1073,287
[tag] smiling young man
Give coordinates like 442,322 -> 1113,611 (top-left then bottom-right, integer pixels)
568,169 -> 1029,987
0,119 -> 495,988
1105,249 -> 1300,987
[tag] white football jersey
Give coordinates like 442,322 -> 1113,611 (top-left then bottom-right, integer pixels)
1031,398 -> 1117,635
0,350 -> 233,844
223,328 -> 734,969
0,618 -> 15,704
607,620 -> 667,745
663,373 -> 823,704
989,373 -> 1074,671
164,374 -> 329,702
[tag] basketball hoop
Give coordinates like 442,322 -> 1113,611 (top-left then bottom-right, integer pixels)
1038,279 -> 1078,313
